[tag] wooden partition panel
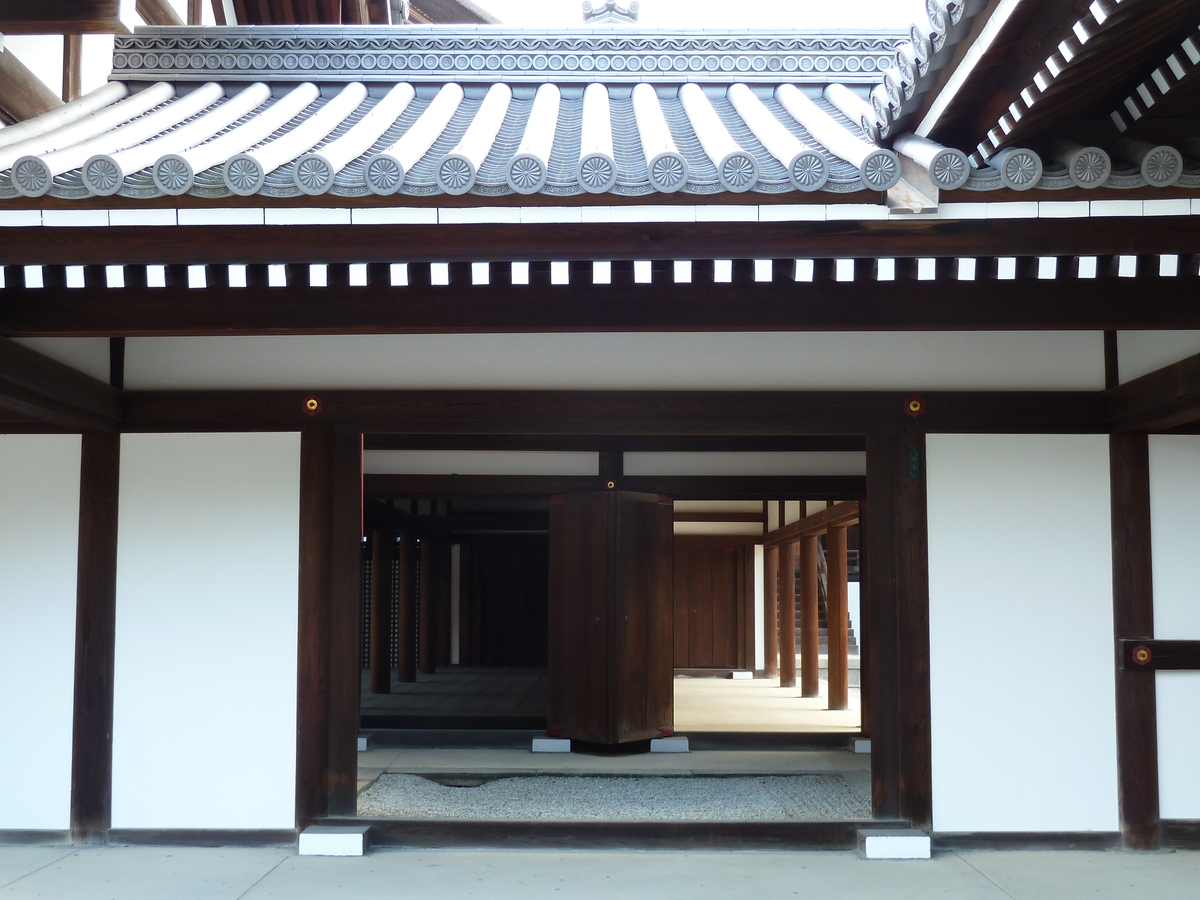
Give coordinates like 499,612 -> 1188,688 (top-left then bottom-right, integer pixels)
673,540 -> 747,670
548,491 -> 673,744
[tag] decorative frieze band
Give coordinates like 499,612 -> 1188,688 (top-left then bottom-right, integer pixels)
112,27 -> 904,85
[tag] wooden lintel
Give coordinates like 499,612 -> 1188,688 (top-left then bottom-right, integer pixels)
119,389 -> 1107,436
365,474 -> 865,500
0,337 -> 122,431
8,265 -> 1200,334
1120,639 -> 1200,672
4,218 -> 1200,267
1107,350 -> 1200,432
763,500 -> 861,546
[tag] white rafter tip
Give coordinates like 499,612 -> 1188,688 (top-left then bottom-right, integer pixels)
471,262 -> 490,285
592,260 -> 611,284
634,260 -> 653,283
511,261 -> 529,285
431,262 -> 451,285
349,263 -> 368,287
674,260 -> 692,283
713,259 -> 733,283
550,261 -> 570,285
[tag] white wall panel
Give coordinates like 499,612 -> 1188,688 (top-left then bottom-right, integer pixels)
365,450 -> 597,475
1117,331 -> 1200,383
111,433 -> 300,829
0,435 -> 81,830
927,434 -> 1118,833
1148,436 -> 1200,819
126,332 -> 1105,391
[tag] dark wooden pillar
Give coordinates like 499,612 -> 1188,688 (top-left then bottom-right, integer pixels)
864,424 -> 931,829
368,530 -> 392,694
70,432 -> 120,843
1109,433 -> 1159,850
417,537 -> 437,674
799,534 -> 820,698
778,540 -> 797,688
826,524 -> 849,710
763,543 -> 779,677
396,532 -> 416,682
296,427 -> 363,826
436,541 -> 453,668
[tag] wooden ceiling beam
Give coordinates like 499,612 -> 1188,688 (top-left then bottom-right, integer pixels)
4,262 -> 1200,335
119,388 -> 1106,435
5,219 -> 1200,267
135,0 -> 184,26
763,500 -> 859,546
0,48 -> 63,123
0,0 -> 126,33
0,337 -> 122,431
364,474 -> 863,500
1108,349 -> 1200,432
362,434 -> 867,452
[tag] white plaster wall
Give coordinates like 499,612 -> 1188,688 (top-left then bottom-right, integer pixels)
0,435 -> 81,830
111,433 -> 301,829
125,332 -> 1105,391
754,545 -> 765,671
926,434 -> 1119,833
1118,331 -> 1200,383
1148,436 -> 1200,819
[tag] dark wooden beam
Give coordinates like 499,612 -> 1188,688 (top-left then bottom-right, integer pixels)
864,424 -> 932,828
120,389 -> 1107,436
0,338 -> 122,431
70,432 -> 120,844
0,0 -> 126,32
365,474 -> 866,501
10,263 -> 1200,334
1107,350 -> 1200,432
0,48 -> 63,122
764,500 -> 860,547
1120,639 -> 1200,670
364,435 -> 867,452
1109,434 -> 1159,850
136,0 -> 184,25
8,219 -> 1200,267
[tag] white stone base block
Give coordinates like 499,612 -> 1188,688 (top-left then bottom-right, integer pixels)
357,735 -> 372,752
532,737 -> 571,753
730,670 -> 754,680
650,736 -> 689,753
299,825 -> 370,857
857,829 -> 931,860
853,739 -> 872,754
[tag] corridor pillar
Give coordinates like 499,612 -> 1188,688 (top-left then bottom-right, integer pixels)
827,524 -> 849,710
779,540 -> 797,688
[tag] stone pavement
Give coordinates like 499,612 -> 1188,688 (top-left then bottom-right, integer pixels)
1,845 -> 1197,900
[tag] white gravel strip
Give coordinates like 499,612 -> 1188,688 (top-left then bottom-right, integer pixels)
358,774 -> 870,820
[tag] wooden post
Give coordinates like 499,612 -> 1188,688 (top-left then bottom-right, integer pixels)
296,427 -> 363,825
826,524 -> 850,710
864,424 -> 931,828
778,540 -> 797,688
368,530 -> 392,694
396,532 -> 416,682
799,533 -> 820,698
70,432 -> 120,843
1109,433 -> 1159,850
62,35 -> 82,102
417,537 -> 437,674
763,543 -> 779,677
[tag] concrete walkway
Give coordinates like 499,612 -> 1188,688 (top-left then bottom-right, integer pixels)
1,846 -> 1196,899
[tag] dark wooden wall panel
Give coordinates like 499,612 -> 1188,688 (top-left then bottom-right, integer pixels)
70,432 -> 120,843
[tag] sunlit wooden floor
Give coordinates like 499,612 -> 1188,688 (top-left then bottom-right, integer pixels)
674,671 -> 860,733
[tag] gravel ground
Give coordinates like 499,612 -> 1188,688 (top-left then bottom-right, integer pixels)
357,774 -> 871,820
